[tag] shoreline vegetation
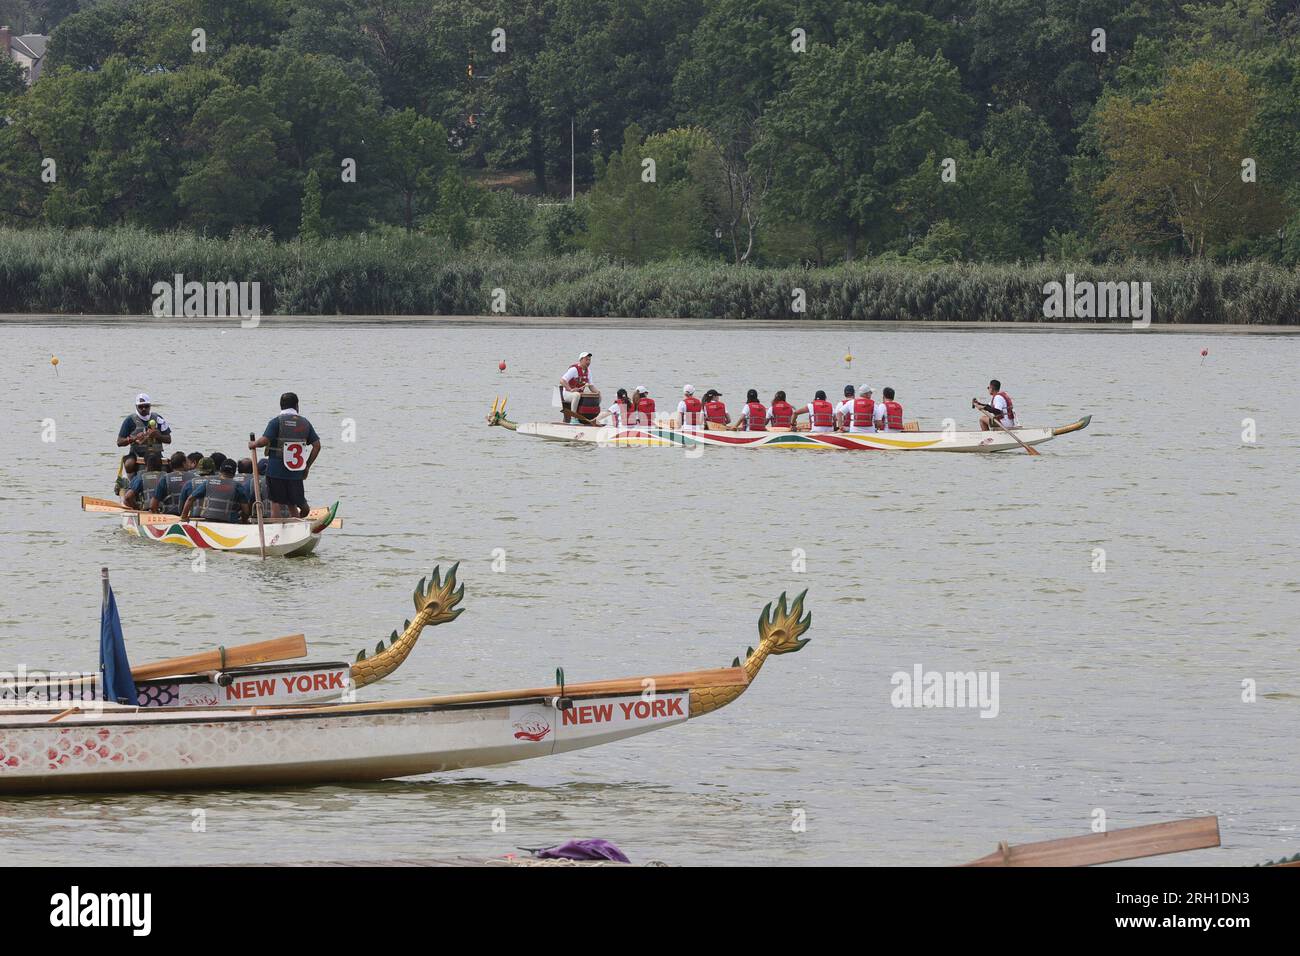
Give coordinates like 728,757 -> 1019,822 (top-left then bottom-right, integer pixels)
1,228 -> 1296,324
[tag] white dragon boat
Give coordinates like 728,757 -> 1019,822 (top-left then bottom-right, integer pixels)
0,566 -> 463,710
80,497 -> 339,557
488,398 -> 1090,452
0,589 -> 810,793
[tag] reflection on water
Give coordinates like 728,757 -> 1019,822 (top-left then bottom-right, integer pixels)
1,321 -> 1297,866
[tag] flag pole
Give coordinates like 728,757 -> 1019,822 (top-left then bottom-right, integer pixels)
101,566 -> 109,611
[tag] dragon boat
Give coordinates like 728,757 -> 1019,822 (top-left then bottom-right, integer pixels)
487,398 -> 1090,452
0,586 -> 810,793
80,496 -> 340,557
0,566 -> 464,711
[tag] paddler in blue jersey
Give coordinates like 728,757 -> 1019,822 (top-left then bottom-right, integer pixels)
182,459 -> 251,523
249,392 -> 321,520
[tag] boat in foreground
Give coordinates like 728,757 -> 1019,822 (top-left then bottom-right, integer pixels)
488,399 -> 1090,452
0,590 -> 809,792
1,566 -> 464,709
81,496 -> 340,556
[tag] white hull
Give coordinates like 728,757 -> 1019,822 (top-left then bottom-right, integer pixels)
121,512 -> 322,556
512,418 -> 1089,452
0,691 -> 688,792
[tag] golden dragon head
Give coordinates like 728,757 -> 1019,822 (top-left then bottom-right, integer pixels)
486,397 -> 516,429
692,590 -> 811,718
350,564 -> 465,689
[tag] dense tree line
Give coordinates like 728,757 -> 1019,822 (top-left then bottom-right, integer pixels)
1,0 -> 1297,265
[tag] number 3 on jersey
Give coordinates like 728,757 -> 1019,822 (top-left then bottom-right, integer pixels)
282,442 -> 308,472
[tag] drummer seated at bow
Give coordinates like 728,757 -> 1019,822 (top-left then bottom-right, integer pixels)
974,379 -> 1017,430
790,391 -> 837,433
123,453 -> 165,510
558,351 -> 598,423
181,459 -> 251,524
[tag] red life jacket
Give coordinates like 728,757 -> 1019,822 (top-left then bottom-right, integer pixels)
680,395 -> 703,427
704,400 -> 727,424
852,396 -> 875,429
636,396 -> 655,417
614,399 -> 630,424
995,390 -> 1015,423
745,402 -> 767,431
566,364 -> 589,390
770,401 -> 794,428
810,399 -> 834,428
882,400 -> 904,431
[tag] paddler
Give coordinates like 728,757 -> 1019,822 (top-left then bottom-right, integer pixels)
768,391 -> 795,429
178,456 -> 216,515
791,390 -> 836,433
559,351 -> 595,423
628,386 -> 655,426
123,453 -> 165,510
116,393 -> 171,462
835,385 -> 855,431
849,385 -> 876,433
596,388 -> 633,427
677,384 -> 704,432
249,392 -> 321,520
151,452 -> 190,514
730,389 -> 766,431
702,389 -> 730,428
181,459 -> 251,524
974,379 -> 1017,430
114,454 -> 138,498
877,387 -> 904,431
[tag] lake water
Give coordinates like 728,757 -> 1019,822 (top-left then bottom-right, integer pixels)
1,318 -> 1297,866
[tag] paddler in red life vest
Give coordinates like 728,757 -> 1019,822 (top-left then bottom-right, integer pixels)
558,351 -> 595,423
628,386 -> 656,426
731,389 -> 766,431
835,385 -> 855,431
702,389 -> 729,429
877,387 -> 905,431
595,387 -> 633,427
768,391 -> 795,429
848,385 -> 876,433
677,384 -> 704,432
791,390 -> 837,433
974,379 -> 1017,430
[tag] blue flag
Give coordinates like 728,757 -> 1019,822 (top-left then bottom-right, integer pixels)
100,582 -> 136,705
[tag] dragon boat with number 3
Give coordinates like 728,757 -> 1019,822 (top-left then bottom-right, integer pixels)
487,398 -> 1091,452
79,496 -> 340,557
0,580 -> 810,793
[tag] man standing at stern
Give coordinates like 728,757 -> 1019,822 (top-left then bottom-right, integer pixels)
249,392 -> 321,520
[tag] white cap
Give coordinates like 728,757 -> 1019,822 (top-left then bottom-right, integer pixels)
136,392 -> 151,405
636,385 -> 648,394
578,351 -> 593,360
683,384 -> 694,394
859,385 -> 872,395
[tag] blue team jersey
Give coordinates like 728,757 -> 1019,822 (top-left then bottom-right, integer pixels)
262,414 -> 320,480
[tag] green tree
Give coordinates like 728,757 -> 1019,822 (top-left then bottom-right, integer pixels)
299,168 -> 325,239
375,108 -> 451,231
756,41 -> 971,259
585,124 -> 694,261
1094,61 -> 1286,256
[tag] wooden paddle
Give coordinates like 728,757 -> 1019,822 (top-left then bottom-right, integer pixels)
130,634 -> 308,680
960,816 -> 1219,867
974,398 -> 1039,456
248,432 -> 267,560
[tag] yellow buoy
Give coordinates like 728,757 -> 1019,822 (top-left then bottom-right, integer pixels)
844,352 -> 853,365
50,355 -> 60,376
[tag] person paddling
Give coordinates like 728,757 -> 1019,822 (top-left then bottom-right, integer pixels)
877,387 -> 904,431
249,392 -> 320,520
835,385 -> 855,431
768,391 -> 794,429
849,385 -> 876,433
628,386 -> 656,426
152,452 -> 190,514
116,393 -> 171,462
596,388 -> 633,428
182,459 -> 251,524
702,389 -> 730,428
677,385 -> 704,432
559,351 -> 595,423
123,453 -> 165,510
974,379 -> 1017,430
731,389 -> 766,431
178,456 -> 216,515
792,390 -> 836,433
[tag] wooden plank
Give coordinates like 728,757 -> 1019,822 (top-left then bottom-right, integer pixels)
959,816 -> 1220,867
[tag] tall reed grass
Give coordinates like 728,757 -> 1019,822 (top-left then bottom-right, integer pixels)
1,227 -> 1295,323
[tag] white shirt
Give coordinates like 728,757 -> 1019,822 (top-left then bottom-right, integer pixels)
873,402 -> 887,427
604,402 -> 625,427
561,366 -> 589,388
992,394 -> 1015,426
740,404 -> 767,430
